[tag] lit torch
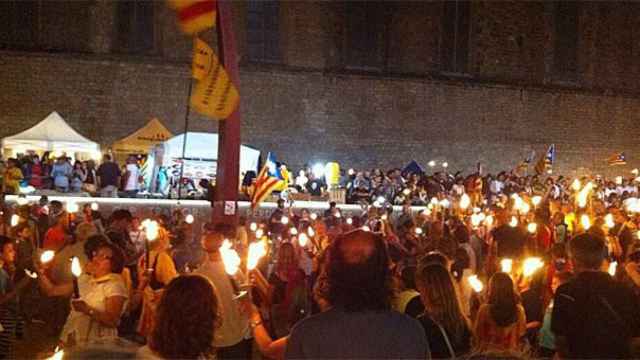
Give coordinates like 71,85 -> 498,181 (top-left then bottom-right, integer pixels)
468,275 -> 484,293
220,240 -> 245,299
501,258 -> 513,273
247,241 -> 266,271
141,219 -> 159,270
71,256 -> 82,298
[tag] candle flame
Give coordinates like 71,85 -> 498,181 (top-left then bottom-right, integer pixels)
220,240 -> 241,276
71,257 -> 82,277
247,241 -> 266,270
459,194 -> 470,210
47,346 -> 64,360
40,250 -> 55,263
484,215 -> 494,227
440,199 -> 450,208
605,213 -> 615,228
509,216 -> 518,227
527,222 -> 537,234
362,225 -> 371,232
249,222 -> 258,232
577,182 -> 594,208
90,202 -> 99,211
346,217 -> 353,225
521,203 -> 531,215
523,257 -> 544,277
415,227 -> 423,235
581,214 -> 591,230
531,196 -> 542,207
572,179 -> 581,192
141,219 -> 159,241
290,227 -> 298,235
185,214 -> 194,224
501,258 -> 513,273
310,213 -> 318,221
67,201 -> 79,213
307,227 -> 315,237
10,214 -> 19,227
471,214 -> 481,227
468,275 -> 484,293
255,228 -> 264,239
298,233 -> 309,247
281,216 -> 289,225
608,261 -> 618,276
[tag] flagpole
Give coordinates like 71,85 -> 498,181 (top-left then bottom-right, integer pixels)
177,78 -> 194,200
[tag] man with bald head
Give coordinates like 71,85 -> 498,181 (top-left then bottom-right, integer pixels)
286,230 -> 430,359
195,224 -> 252,359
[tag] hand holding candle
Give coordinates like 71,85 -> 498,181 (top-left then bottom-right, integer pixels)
71,256 -> 82,298
141,219 -> 159,270
247,241 -> 266,271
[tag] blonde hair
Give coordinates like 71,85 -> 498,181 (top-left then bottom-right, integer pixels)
416,263 -> 471,344
75,222 -> 97,243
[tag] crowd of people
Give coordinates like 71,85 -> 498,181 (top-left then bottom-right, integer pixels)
0,165 -> 639,359
0,153 -> 142,198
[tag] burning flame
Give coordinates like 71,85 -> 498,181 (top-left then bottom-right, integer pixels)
440,199 -> 451,208
459,194 -> 470,210
255,229 -> 264,239
605,213 -> 615,228
307,227 -> 315,237
90,202 -> 99,211
40,250 -> 55,263
520,203 -> 531,215
10,214 -> 19,227
468,275 -> 484,293
523,257 -> 544,277
290,227 -> 298,235
310,213 -> 318,221
501,258 -> 513,273
141,219 -> 159,241
484,215 -> 494,227
362,225 -> 371,232
577,182 -> 594,208
71,257 -> 82,277
67,201 -> 79,213
509,216 -> 518,227
608,261 -> 618,276
415,227 -> 423,235
531,196 -> 542,207
185,214 -> 194,224
281,216 -> 289,225
527,222 -> 537,234
580,214 -> 591,230
572,179 -> 581,192
249,222 -> 258,232
47,346 -> 64,360
220,240 -> 241,276
298,233 -> 309,247
247,241 -> 266,270
346,217 -> 353,225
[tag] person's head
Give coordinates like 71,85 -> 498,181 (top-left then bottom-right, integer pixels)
568,233 -> 607,271
109,209 -> 132,232
6,158 -> 17,168
75,222 -> 97,244
419,251 -> 450,269
150,275 -> 218,359
400,265 -> 417,291
277,242 -> 298,270
102,154 -> 112,163
277,198 -> 285,209
14,222 -> 32,240
0,237 -> 16,265
415,263 -> 469,337
201,232 -> 224,253
325,230 -> 392,312
90,241 -> 125,276
488,272 -> 519,327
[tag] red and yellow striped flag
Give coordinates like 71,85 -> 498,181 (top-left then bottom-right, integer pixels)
168,0 -> 216,34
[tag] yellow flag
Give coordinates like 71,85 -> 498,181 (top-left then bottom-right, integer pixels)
192,37 -> 214,80
190,40 -> 239,120
168,0 -> 216,35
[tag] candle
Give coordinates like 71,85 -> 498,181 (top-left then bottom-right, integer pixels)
500,258 -> 513,273
527,222 -> 537,234
141,219 -> 159,270
459,194 -> 470,210
468,275 -> 484,293
608,261 -> 618,276
10,214 -> 19,227
47,346 -> 64,360
298,233 -> 309,247
71,257 -> 82,298
40,250 -> 55,264
522,257 -> 544,277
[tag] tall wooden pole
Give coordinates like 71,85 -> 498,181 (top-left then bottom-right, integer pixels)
213,0 -> 241,226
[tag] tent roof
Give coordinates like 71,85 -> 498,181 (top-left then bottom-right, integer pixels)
2,111 -> 99,153
112,118 -> 174,154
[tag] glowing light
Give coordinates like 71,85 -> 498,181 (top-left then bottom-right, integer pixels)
362,225 -> 371,232
471,214 -> 482,227
334,211 -> 342,219
440,199 -> 450,208
527,222 -> 537,234
346,217 -> 353,225
90,202 -> 99,211
428,160 -> 436,167
521,203 -> 531,215
580,214 -> 591,230
310,213 -> 318,220
40,250 -> 55,263
478,213 -> 486,221
348,168 -> 355,176
307,227 -> 315,237
430,197 -> 439,206
66,201 -> 79,213
415,227 -> 423,235
71,257 -> 82,277
616,176 -> 623,185
47,346 -> 64,360
220,239 -> 241,276
608,261 -> 618,277
523,257 -> 544,277
605,214 -> 615,228
572,179 -> 582,192
500,258 -> 513,273
442,162 -> 449,168
312,163 -> 325,178
403,188 -> 411,196
140,219 -> 159,241
255,229 -> 264,239
633,169 -> 639,176
281,216 -> 289,225
509,216 -> 518,227
484,215 -> 494,227
185,214 -> 194,224
18,186 -> 35,195
298,233 -> 309,247
290,227 -> 298,235
459,194 -> 470,210
250,222 -> 258,232
16,196 -> 28,206
531,196 -> 542,207
10,214 -> 19,227
247,241 -> 266,270
468,275 -> 484,293
376,196 -> 386,204
381,214 -> 388,221
577,182 -> 594,208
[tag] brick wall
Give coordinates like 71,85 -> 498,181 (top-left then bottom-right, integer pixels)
1,1 -> 640,178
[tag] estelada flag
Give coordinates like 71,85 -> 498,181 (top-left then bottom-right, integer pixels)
534,144 -> 555,175
252,152 -> 285,209
607,152 -> 627,166
190,38 -> 240,119
168,0 -> 216,35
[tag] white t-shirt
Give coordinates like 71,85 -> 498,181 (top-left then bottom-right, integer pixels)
125,164 -> 139,191
195,260 -> 250,347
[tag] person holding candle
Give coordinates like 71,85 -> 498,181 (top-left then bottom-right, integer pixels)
0,236 -> 31,358
36,242 -> 128,348
195,226 -> 252,360
136,226 -> 177,339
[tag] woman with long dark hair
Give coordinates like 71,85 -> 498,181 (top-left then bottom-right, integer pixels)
474,272 -> 526,352
138,275 -> 219,359
416,263 -> 473,358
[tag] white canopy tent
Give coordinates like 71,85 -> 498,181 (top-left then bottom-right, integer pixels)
2,111 -> 100,157
162,132 -> 260,176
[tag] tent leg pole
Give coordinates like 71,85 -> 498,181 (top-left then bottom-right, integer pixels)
177,79 -> 193,200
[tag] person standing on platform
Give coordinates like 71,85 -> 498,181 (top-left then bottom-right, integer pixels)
97,155 -> 121,198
